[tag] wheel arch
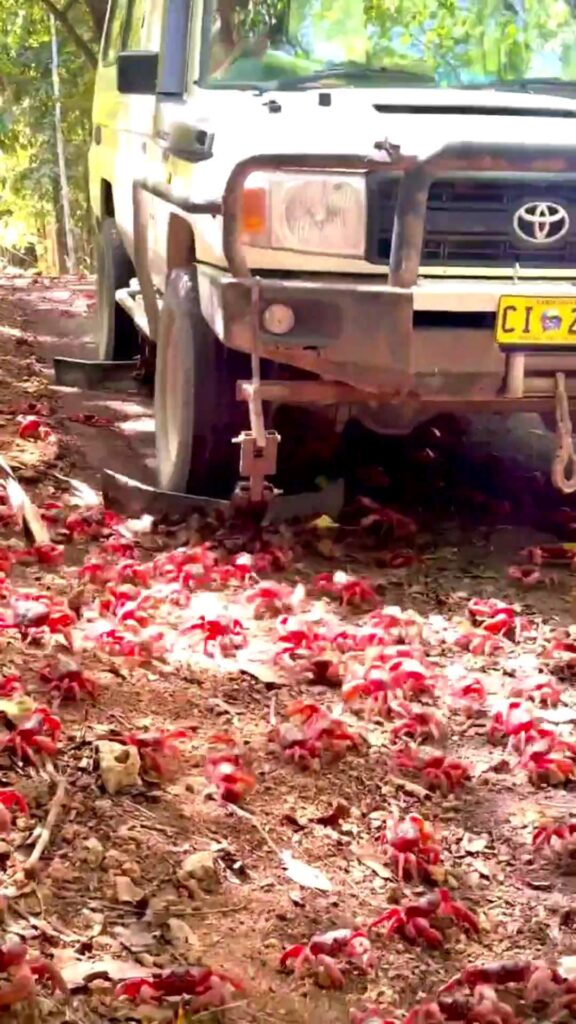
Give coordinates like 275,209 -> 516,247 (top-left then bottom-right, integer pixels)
101,180 -> 114,220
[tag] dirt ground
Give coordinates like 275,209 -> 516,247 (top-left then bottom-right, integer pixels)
2,272 -> 576,1024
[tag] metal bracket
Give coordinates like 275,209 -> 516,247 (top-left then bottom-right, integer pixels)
232,278 -> 282,502
233,429 -> 280,503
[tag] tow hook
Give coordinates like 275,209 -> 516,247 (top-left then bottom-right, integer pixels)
552,371 -> 576,493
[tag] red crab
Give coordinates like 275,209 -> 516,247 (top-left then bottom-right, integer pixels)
280,928 -> 375,989
395,747 -> 471,794
2,594 -> 75,639
17,416 -> 54,441
387,657 -> 436,700
124,728 -> 189,781
438,958 -> 544,994
404,1002 -> 445,1024
26,544 -> 64,567
454,631 -> 506,657
378,550 -> 419,569
545,635 -> 576,664
272,701 -> 362,768
521,544 -> 573,565
366,607 -> 423,641
64,507 -> 120,539
0,674 -> 24,697
1,708 -> 62,763
77,558 -> 111,584
39,664 -> 97,702
370,888 -> 479,947
522,745 -> 576,786
467,598 -> 516,634
115,966 -> 243,1008
180,614 -> 246,656
532,821 -> 576,861
0,790 -> 28,833
390,704 -> 447,744
440,984 -> 519,1024
352,499 -> 417,541
487,700 -> 539,751
342,664 -> 400,717
507,565 -> 543,587
379,813 -> 443,882
313,571 -> 377,608
0,940 -> 67,1007
244,580 -> 303,617
508,675 -> 561,707
449,677 -> 487,717
205,736 -> 256,803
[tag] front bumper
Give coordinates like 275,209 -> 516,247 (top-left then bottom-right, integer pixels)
197,264 -> 576,412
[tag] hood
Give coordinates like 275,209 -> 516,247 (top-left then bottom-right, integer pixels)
178,85 -> 576,199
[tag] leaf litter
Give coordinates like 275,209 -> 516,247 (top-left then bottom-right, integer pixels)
1,278 -> 576,1021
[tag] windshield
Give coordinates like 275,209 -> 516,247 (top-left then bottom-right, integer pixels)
201,0 -> 576,91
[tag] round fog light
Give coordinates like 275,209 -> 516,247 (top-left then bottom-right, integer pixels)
262,303 -> 295,335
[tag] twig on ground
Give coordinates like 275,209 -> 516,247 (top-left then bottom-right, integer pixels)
23,776 -> 67,876
226,803 -> 282,856
11,903 -> 82,943
388,774 -> 430,798
189,1001 -> 248,1021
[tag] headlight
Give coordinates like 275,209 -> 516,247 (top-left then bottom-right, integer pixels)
240,173 -> 366,257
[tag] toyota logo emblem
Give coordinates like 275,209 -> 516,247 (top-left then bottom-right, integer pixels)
513,201 -> 570,244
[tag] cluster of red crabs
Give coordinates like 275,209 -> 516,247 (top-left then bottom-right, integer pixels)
1,466 -> 576,1014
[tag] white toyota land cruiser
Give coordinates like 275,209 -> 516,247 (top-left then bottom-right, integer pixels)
89,0 -> 576,502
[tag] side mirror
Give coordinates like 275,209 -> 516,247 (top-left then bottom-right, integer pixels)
117,51 -> 159,95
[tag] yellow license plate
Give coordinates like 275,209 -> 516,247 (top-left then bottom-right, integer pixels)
496,295 -> 576,347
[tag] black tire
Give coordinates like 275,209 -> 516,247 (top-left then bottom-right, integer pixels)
95,217 -> 139,361
154,268 -> 248,496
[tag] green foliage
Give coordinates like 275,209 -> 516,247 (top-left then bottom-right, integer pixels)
0,0 -> 98,264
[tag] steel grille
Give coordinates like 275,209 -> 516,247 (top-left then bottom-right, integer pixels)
366,175 -> 576,268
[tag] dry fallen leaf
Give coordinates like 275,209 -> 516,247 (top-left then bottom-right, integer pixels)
460,832 -> 489,854
115,922 -> 155,952
59,956 -> 152,990
114,875 -> 145,904
280,850 -> 332,892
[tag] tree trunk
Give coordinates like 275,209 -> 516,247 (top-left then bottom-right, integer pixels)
84,0 -> 108,41
50,14 -> 77,274
39,0 -> 98,67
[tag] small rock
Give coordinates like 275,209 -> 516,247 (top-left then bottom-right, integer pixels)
144,887 -> 183,925
166,918 -> 201,954
120,860 -> 141,881
61,824 -> 80,843
178,851 -> 219,893
47,858 -> 75,882
182,774 -> 204,792
93,798 -> 113,816
81,838 -> 104,868
114,875 -> 145,904
97,741 -> 141,795
103,848 -> 123,869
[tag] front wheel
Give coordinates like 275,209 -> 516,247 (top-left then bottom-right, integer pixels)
154,268 -> 249,496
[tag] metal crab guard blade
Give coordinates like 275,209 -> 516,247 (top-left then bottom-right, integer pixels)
52,356 -> 140,391
101,469 -> 231,519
